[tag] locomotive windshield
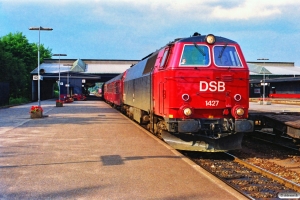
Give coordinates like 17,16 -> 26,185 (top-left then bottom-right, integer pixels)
180,44 -> 209,66
213,45 -> 242,67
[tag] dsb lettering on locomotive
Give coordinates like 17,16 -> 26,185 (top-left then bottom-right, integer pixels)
199,81 -> 225,92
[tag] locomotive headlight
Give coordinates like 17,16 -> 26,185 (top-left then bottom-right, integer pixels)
183,108 -> 192,116
205,34 -> 216,44
231,105 -> 246,119
236,108 -> 245,116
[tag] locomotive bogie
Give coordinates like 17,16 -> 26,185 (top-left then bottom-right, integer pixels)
127,106 -> 150,125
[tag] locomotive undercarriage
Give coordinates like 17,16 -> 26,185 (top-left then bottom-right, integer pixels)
119,104 -> 253,151
164,118 -> 236,139
156,118 -> 245,152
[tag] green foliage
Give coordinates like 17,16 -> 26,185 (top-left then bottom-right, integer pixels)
9,97 -> 29,105
53,90 -> 59,98
88,82 -> 103,94
0,42 -> 26,98
31,42 -> 52,64
53,82 -> 59,98
0,32 -> 52,99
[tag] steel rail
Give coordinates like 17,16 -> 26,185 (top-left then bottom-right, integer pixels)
225,152 -> 300,192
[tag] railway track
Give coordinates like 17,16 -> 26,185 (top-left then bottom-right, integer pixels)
181,132 -> 300,199
237,134 -> 300,183
182,151 -> 300,199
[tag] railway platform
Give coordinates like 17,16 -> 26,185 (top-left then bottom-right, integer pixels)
249,100 -> 300,113
249,100 -> 300,143
250,98 -> 300,106
0,99 -> 246,200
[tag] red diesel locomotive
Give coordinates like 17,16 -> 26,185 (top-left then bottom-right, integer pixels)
104,32 -> 253,152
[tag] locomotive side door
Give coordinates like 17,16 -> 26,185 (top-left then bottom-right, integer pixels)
158,48 -> 170,115
159,82 -> 165,114
152,47 -> 170,116
152,72 -> 166,115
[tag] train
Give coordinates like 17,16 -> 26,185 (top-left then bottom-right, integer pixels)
103,32 -> 254,152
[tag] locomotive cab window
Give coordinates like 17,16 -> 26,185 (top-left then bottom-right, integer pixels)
160,48 -> 169,68
213,45 -> 242,67
180,44 -> 209,67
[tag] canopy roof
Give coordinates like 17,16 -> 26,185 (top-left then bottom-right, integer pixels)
31,59 -> 300,78
248,63 -> 300,76
31,59 -> 138,75
71,59 -> 86,72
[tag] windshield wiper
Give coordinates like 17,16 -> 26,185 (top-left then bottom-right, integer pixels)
218,43 -> 228,58
193,42 -> 206,56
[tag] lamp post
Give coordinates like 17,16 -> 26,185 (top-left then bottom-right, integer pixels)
53,54 -> 67,100
257,58 -> 269,105
67,65 -> 71,97
29,26 -> 53,107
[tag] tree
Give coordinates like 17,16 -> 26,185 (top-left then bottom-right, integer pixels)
0,41 -> 27,98
31,42 -> 52,64
0,32 -> 52,99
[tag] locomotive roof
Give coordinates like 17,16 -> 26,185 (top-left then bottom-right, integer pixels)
140,34 -> 238,61
176,35 -> 237,44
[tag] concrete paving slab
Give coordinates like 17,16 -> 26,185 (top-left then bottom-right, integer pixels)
249,101 -> 300,112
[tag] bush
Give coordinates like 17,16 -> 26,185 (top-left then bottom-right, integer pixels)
53,90 -> 59,98
9,97 -> 29,105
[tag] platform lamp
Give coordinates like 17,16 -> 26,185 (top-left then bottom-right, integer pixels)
29,26 -> 53,107
53,54 -> 67,101
257,58 -> 269,105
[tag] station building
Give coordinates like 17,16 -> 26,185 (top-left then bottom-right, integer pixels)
248,61 -> 300,98
30,59 -> 300,101
30,58 -> 138,101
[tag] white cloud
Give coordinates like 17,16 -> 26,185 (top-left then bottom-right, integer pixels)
2,0 -> 300,22
80,0 -> 300,26
212,3 -> 279,20
211,0 -> 300,20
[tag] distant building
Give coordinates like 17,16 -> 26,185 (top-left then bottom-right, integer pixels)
248,62 -> 300,98
30,59 -> 138,101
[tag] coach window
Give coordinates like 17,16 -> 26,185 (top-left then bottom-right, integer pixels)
180,44 -> 209,67
214,46 -> 242,67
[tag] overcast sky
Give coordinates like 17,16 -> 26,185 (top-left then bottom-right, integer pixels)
1,0 -> 300,66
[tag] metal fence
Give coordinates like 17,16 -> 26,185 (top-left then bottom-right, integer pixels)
0,82 -> 9,106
